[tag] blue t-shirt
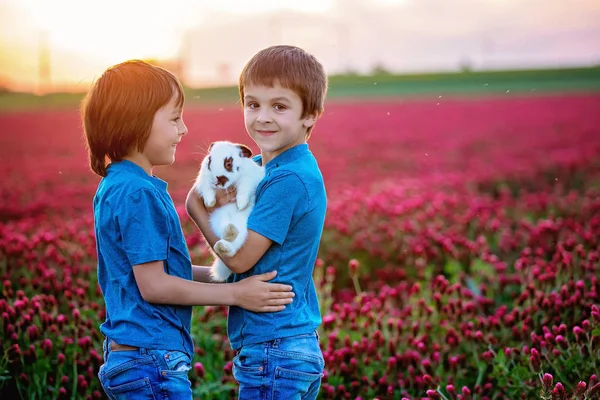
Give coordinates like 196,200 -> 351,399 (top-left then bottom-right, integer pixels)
227,144 -> 327,350
94,160 -> 194,357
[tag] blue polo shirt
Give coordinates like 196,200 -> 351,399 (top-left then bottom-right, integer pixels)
227,144 -> 327,350
94,160 -> 194,357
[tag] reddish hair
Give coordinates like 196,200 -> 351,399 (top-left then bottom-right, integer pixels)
81,60 -> 184,177
239,45 -> 328,138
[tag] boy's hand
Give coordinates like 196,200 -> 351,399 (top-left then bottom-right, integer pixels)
233,271 -> 294,312
207,187 -> 237,212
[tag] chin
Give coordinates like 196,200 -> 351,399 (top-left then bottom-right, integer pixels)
259,143 -> 283,152
161,157 -> 176,166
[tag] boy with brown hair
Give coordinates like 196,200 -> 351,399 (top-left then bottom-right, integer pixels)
186,45 -> 329,399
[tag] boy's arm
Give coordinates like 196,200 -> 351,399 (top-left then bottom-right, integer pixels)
185,189 -> 272,274
133,261 -> 293,311
118,188 -> 291,310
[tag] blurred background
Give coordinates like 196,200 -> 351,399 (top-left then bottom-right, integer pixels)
1,0 -> 599,98
2,2 -> 600,399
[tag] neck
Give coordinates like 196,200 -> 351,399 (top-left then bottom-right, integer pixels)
261,153 -> 275,165
124,153 -> 153,175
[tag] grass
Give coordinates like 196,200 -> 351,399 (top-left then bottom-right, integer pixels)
1,66 -> 599,112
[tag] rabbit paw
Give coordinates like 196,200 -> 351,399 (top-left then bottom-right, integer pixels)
203,191 -> 216,208
215,240 -> 235,257
223,224 -> 239,241
236,195 -> 251,211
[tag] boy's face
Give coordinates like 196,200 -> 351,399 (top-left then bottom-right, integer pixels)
137,93 -> 187,172
243,82 -> 316,164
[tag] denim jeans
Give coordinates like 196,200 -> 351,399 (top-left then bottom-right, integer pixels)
98,339 -> 192,400
232,332 -> 325,400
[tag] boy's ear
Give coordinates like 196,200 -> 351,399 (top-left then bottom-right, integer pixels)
238,144 -> 253,158
303,113 -> 318,128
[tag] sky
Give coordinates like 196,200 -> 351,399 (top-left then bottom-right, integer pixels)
0,0 -> 599,93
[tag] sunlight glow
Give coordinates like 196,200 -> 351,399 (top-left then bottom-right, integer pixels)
0,0 -> 598,92
1,0 -> 333,91
24,0 -> 191,63
19,0 -> 333,64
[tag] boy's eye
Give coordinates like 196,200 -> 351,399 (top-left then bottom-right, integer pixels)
173,116 -> 181,122
247,102 -> 259,109
274,104 -> 286,111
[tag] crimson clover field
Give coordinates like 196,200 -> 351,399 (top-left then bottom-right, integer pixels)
1,92 -> 600,399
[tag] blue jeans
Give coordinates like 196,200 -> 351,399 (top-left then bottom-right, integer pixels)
232,332 -> 324,400
98,339 -> 192,400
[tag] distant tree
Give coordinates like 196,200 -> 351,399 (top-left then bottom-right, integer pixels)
459,56 -> 473,73
342,66 -> 360,77
0,76 -> 12,94
371,63 -> 391,76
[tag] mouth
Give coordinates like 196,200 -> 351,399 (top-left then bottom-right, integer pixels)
256,130 -> 277,137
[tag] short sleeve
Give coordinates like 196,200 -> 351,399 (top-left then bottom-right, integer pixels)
117,188 -> 169,266
247,171 -> 308,245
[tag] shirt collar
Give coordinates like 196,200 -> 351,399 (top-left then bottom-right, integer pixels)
107,160 -> 168,191
253,144 -> 310,173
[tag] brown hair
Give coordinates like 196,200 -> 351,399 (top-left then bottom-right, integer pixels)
239,45 -> 328,138
81,60 -> 184,177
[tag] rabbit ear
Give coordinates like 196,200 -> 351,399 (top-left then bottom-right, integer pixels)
238,144 -> 253,158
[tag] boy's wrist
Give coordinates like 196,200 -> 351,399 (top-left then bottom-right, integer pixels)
186,189 -> 208,222
227,283 -> 240,307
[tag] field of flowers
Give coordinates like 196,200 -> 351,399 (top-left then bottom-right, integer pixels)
1,92 -> 600,399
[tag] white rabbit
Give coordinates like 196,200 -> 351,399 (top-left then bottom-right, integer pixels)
193,141 -> 265,281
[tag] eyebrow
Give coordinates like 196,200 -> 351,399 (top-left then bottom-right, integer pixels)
244,95 -> 291,103
271,97 -> 291,103
172,107 -> 182,115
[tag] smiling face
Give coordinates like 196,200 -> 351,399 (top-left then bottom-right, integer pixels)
129,92 -> 187,173
243,82 -> 316,164
206,141 -> 253,189
125,92 -> 187,175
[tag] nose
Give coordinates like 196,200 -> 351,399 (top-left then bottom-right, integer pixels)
257,108 -> 272,124
216,176 -> 229,186
179,120 -> 188,136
